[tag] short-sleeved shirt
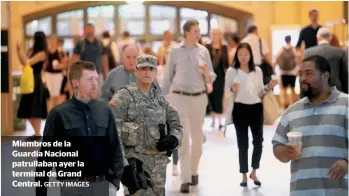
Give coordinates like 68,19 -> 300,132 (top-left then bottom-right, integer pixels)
224,66 -> 267,104
296,25 -> 322,49
241,33 -> 269,65
100,65 -> 136,102
73,38 -> 106,73
272,87 -> 348,196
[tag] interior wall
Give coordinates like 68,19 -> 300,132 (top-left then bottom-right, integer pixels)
8,1 -> 345,72
1,1 -> 13,135
1,1 -> 9,29
2,1 -> 345,134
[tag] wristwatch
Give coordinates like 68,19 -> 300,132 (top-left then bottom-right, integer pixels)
341,157 -> 348,163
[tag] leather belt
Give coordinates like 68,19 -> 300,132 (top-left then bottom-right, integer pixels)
144,151 -> 159,155
144,145 -> 167,155
77,176 -> 106,182
172,90 -> 206,96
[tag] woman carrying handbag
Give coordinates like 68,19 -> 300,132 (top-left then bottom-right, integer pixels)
17,31 -> 48,140
224,43 -> 278,187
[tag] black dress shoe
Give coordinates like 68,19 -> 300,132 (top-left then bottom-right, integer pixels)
190,175 -> 198,185
180,183 -> 190,193
249,175 -> 261,186
240,182 -> 247,187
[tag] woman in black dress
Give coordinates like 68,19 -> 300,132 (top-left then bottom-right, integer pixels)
205,28 -> 229,129
57,38 -> 71,101
16,31 -> 48,140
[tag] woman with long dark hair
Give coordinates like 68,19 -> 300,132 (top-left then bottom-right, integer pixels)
224,43 -> 278,186
16,31 -> 48,140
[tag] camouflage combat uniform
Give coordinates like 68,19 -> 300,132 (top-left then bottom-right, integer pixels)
110,82 -> 182,196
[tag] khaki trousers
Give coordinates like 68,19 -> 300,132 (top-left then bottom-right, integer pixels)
171,93 -> 207,183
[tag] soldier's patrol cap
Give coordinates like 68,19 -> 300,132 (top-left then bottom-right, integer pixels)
136,55 -> 158,69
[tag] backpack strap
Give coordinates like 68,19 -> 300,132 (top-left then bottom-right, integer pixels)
79,38 -> 104,55
97,39 -> 104,55
258,38 -> 263,58
79,39 -> 85,56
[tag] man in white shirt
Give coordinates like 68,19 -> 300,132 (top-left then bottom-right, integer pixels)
241,25 -> 272,67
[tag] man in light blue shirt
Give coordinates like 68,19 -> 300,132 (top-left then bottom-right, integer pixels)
101,45 -> 138,102
162,19 -> 216,193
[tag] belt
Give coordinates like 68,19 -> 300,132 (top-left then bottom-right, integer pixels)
77,176 -> 106,182
172,90 -> 206,96
144,145 -> 167,155
144,151 -> 167,155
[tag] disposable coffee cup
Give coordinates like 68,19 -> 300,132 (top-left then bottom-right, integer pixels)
271,75 -> 278,82
232,78 -> 240,90
52,59 -> 59,69
287,131 -> 302,154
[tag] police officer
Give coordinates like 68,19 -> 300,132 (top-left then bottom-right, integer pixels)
109,55 -> 183,196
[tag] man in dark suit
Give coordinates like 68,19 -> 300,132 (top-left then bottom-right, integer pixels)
304,27 -> 348,94
35,61 -> 124,196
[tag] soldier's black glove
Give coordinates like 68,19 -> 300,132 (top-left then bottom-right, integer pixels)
156,135 -> 178,152
121,165 -> 135,188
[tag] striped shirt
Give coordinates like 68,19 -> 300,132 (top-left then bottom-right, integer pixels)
272,87 -> 348,196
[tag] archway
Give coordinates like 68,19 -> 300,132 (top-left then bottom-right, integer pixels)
23,1 -> 252,52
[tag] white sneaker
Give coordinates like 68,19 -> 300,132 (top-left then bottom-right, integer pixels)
172,165 -> 179,176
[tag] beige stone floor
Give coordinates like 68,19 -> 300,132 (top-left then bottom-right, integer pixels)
18,117 -> 290,196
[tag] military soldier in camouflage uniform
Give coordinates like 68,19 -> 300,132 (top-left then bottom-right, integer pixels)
109,55 -> 182,196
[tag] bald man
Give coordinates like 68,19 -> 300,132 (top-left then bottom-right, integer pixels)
101,45 -> 139,102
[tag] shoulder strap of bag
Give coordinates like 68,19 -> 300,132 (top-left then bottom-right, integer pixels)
119,86 -> 136,121
79,39 -> 85,55
97,39 -> 104,55
120,86 -> 136,102
259,38 -> 264,59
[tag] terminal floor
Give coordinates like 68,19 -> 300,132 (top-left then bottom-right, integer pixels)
17,117 -> 290,196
